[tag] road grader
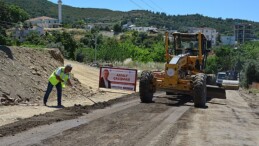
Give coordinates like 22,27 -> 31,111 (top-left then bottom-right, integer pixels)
139,32 -> 226,107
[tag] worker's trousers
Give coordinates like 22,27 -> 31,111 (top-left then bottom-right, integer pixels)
43,82 -> 62,105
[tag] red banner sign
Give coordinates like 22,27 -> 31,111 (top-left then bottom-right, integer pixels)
99,67 -> 137,91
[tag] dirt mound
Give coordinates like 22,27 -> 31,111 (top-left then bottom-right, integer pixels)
0,46 -> 93,105
0,93 -> 137,137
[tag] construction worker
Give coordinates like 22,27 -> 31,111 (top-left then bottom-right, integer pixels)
43,64 -> 73,107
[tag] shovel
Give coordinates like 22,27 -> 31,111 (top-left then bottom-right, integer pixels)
86,96 -> 97,104
72,86 -> 98,104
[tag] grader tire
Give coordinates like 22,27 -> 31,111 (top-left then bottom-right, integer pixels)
139,71 -> 154,103
193,73 -> 207,108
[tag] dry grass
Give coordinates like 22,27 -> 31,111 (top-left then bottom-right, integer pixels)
113,60 -> 165,71
248,88 -> 259,95
73,34 -> 85,41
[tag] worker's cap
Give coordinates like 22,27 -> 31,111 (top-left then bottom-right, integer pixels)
65,64 -> 73,68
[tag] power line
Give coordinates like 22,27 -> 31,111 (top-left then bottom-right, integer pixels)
140,0 -> 157,12
147,0 -> 166,13
129,0 -> 144,10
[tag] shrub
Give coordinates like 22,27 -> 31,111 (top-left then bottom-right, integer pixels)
240,60 -> 259,88
74,48 -> 94,62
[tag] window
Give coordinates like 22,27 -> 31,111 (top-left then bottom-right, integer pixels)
217,73 -> 226,79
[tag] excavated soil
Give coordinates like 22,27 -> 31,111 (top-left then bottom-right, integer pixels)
0,92 -> 137,137
240,89 -> 259,116
0,46 -> 93,105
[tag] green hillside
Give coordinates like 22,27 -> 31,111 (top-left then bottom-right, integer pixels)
1,0 -> 124,23
126,11 -> 259,35
2,0 -> 259,36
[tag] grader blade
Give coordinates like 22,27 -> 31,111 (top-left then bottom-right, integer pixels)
207,85 -> 226,99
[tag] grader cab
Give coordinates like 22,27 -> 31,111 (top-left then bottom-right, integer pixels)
139,32 -> 225,108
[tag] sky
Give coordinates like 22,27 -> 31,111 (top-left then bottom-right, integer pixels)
49,0 -> 259,22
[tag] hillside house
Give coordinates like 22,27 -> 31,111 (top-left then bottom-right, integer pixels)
221,36 -> 236,45
129,26 -> 158,33
122,22 -> 133,29
13,26 -> 44,42
188,27 -> 218,45
25,16 -> 61,28
234,23 -> 255,44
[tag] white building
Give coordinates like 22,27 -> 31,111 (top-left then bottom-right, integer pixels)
129,26 -> 158,33
14,26 -> 44,42
221,36 -> 236,45
25,16 -> 60,28
122,22 -> 133,29
13,0 -> 62,42
86,24 -> 95,30
188,27 -> 218,45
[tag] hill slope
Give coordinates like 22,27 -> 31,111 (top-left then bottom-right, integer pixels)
1,0 -> 124,23
0,46 -> 93,105
2,0 -> 259,35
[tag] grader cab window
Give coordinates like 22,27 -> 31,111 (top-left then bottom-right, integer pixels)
172,33 -> 209,56
173,34 -> 199,55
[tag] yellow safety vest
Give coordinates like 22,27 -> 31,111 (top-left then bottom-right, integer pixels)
48,67 -> 69,88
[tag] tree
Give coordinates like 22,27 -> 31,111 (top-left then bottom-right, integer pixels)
47,31 -> 78,59
25,31 -> 45,45
216,34 -> 221,45
73,20 -> 86,28
0,26 -> 8,45
104,26 -> 110,31
0,1 -> 29,45
151,42 -> 165,62
75,47 -> 94,62
98,37 -> 120,61
8,4 -> 29,23
113,24 -> 122,33
60,32 -> 78,59
205,55 -> 217,74
241,60 -> 259,87
214,46 -> 234,71
0,2 -> 29,25
23,22 -> 29,29
80,33 -> 95,48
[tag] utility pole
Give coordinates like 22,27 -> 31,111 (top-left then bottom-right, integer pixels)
58,0 -> 62,23
242,24 -> 245,44
94,35 -> 97,63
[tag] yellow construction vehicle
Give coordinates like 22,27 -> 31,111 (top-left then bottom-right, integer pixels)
139,32 -> 225,107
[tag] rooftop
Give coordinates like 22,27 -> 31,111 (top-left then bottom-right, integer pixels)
26,16 -> 58,22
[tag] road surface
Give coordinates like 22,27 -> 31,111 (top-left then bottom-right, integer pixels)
1,90 -> 258,146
